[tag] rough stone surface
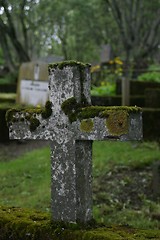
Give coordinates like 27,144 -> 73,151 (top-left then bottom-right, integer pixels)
7,61 -> 143,223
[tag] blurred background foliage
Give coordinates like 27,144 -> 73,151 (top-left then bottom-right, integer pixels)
138,64 -> 160,83
0,0 -> 159,86
91,57 -> 123,96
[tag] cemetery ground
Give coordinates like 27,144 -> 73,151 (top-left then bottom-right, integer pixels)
0,140 -> 160,231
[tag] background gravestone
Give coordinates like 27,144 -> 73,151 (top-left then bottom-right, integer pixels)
100,44 -> 113,64
16,62 -> 49,106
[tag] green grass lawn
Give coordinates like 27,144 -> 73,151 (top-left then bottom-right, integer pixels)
0,141 -> 160,229
0,147 -> 51,211
93,141 -> 160,173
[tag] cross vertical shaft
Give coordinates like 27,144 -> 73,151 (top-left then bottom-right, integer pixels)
48,62 -> 93,222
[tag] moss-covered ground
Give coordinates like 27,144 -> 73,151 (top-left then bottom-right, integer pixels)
0,205 -> 160,239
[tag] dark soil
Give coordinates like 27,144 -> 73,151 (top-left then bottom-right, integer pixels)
0,140 -> 50,162
93,165 -> 155,210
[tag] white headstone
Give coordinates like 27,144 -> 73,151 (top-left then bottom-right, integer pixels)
20,79 -> 48,106
17,62 -> 49,106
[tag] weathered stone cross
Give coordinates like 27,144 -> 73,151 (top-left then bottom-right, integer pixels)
6,61 -> 143,223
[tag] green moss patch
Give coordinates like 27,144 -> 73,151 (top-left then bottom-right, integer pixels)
79,106 -> 141,120
41,100 -> 52,119
6,101 -> 52,132
29,117 -> 40,131
105,110 -> 129,136
78,106 -> 107,120
48,60 -> 91,70
0,206 -> 160,240
61,97 -> 85,122
61,98 -> 141,125
80,119 -> 94,132
0,103 -> 21,142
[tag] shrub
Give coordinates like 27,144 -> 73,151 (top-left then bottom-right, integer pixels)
138,65 -> 160,83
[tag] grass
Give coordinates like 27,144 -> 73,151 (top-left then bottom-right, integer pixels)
93,141 -> 160,174
93,204 -> 160,230
0,147 -> 51,211
0,141 -> 160,229
0,93 -> 16,100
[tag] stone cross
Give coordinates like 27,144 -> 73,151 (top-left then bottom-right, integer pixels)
6,61 -> 143,224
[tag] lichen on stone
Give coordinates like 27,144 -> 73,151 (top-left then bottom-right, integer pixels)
105,110 -> 129,136
80,119 -> 94,132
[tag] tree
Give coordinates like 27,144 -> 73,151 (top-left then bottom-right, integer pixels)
102,0 -> 160,105
0,0 -> 107,69
1,0 -> 159,76
0,0 -> 48,71
103,0 -> 160,71
0,0 -> 31,70
39,0 -> 118,62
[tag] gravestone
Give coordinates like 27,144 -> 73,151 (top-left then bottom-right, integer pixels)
100,44 -> 113,64
6,61 -> 143,223
16,62 -> 49,106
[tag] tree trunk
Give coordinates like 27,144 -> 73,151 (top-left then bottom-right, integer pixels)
0,0 -> 30,64
0,33 -> 15,72
122,50 -> 131,106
